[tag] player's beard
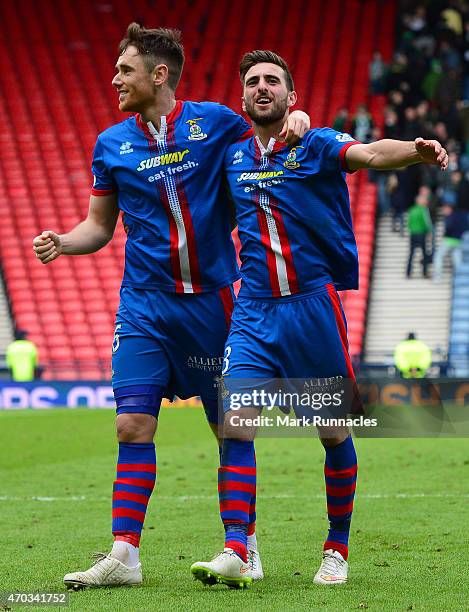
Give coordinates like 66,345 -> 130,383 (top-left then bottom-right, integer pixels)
244,95 -> 289,126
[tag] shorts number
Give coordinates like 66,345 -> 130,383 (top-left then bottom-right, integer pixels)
222,345 -> 232,375
112,324 -> 122,353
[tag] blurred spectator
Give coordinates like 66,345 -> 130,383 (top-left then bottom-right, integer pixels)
414,100 -> 436,138
441,3 -> 464,36
403,106 -> 421,139
433,205 -> 468,281
434,69 -> 462,131
351,104 -> 374,142
394,332 -> 432,378
439,40 -> 462,71
332,107 -> 349,133
389,165 -> 422,234
387,53 -> 411,93
403,5 -> 428,33
440,168 -> 462,206
456,100 -> 469,155
464,22 -> 469,100
388,89 -> 406,119
6,329 -> 38,382
406,187 -> 433,278
387,173 -> 400,225
369,51 -> 387,94
369,170 -> 391,215
432,120 -> 449,144
421,58 -> 443,100
383,106 -> 401,139
457,171 -> 469,209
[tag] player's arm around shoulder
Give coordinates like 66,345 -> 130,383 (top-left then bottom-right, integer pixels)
33,193 -> 119,264
345,137 -> 448,172
279,110 -> 311,145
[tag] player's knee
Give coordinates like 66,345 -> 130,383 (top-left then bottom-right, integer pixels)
319,426 -> 350,448
223,409 -> 257,441
116,413 -> 157,443
113,385 -> 163,441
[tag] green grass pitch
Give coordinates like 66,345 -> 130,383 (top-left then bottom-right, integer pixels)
1,407 -> 468,611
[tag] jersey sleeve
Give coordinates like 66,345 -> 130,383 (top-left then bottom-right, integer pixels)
309,128 -> 360,174
217,104 -> 253,144
91,136 -> 117,196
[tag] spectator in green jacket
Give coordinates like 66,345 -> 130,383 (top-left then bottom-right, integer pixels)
6,329 -> 38,382
394,332 -> 432,378
406,187 -> 432,278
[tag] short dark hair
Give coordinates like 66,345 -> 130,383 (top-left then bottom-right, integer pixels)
239,50 -> 294,92
119,22 -> 185,90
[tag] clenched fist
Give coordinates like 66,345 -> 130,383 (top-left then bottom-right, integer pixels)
33,230 -> 62,264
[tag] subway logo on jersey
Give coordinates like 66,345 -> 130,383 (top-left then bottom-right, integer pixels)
136,149 -> 190,171
237,170 -> 284,182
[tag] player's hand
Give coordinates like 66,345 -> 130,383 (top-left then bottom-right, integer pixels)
279,110 -> 310,145
415,137 -> 448,171
33,230 -> 62,264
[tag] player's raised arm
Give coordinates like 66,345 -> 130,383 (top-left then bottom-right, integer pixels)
345,137 -> 448,172
33,193 -> 119,264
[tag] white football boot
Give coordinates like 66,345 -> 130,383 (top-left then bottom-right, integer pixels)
248,547 -> 264,580
63,553 -> 142,590
191,548 -> 253,589
313,549 -> 348,585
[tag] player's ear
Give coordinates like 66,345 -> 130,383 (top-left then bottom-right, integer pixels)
287,91 -> 297,108
242,97 -> 247,112
153,63 -> 169,87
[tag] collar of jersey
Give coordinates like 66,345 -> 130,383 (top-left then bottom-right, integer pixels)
135,100 -> 184,140
254,135 -> 288,157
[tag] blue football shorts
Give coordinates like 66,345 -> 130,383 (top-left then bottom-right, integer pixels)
221,283 -> 356,411
112,285 -> 235,422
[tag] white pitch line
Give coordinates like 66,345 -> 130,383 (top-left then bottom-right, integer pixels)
0,493 -> 468,503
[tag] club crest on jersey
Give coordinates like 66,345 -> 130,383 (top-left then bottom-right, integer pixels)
186,118 -> 207,141
232,150 -> 244,164
283,146 -> 304,169
120,141 -> 134,154
335,133 -> 355,142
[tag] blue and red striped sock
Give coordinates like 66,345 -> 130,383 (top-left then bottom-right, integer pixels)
112,442 -> 157,547
323,436 -> 357,561
248,448 -> 257,537
219,444 -> 257,539
218,439 -> 256,562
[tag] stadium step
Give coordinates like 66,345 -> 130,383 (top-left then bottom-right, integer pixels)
364,213 -> 451,365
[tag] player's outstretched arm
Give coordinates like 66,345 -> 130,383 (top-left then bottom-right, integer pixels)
345,137 -> 448,172
33,193 -> 119,264
279,110 -> 310,145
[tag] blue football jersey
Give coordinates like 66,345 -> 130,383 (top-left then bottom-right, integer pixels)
91,101 -> 251,293
224,128 -> 360,297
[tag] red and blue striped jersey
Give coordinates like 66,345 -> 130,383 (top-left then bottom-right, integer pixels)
224,128 -> 360,298
91,100 -> 251,293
